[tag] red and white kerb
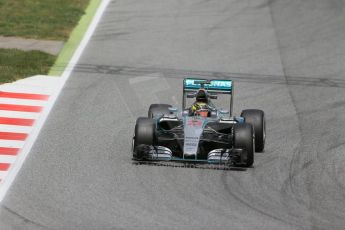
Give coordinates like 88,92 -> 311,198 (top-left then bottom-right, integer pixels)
0,91 -> 49,183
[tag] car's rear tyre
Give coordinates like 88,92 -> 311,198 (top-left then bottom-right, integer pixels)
241,109 -> 265,152
133,117 -> 155,159
233,123 -> 254,167
148,104 -> 172,118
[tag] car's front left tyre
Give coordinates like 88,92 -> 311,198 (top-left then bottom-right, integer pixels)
233,123 -> 254,167
241,109 -> 265,152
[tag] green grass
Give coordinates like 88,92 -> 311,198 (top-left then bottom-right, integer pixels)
0,49 -> 56,83
49,0 -> 101,76
0,0 -> 90,40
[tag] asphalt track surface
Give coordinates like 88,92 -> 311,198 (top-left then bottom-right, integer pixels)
1,0 -> 345,229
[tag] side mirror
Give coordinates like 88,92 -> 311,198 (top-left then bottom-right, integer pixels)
219,109 -> 229,114
210,111 -> 217,118
169,107 -> 178,113
210,94 -> 217,99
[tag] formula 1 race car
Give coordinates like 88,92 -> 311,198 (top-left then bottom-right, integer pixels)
132,78 -> 265,167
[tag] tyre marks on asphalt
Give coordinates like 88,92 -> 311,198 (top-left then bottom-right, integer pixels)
129,73 -> 170,107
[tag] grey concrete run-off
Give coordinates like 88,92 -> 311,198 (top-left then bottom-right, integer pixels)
0,36 -> 64,55
1,0 -> 345,229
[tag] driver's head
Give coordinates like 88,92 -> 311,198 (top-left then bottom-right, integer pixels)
197,110 -> 208,117
196,89 -> 208,103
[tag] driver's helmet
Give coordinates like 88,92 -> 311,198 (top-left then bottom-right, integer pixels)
195,89 -> 208,103
193,89 -> 209,117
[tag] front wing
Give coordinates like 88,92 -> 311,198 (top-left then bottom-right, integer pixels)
133,144 -> 246,165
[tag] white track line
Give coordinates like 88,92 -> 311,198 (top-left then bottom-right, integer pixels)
0,171 -> 8,180
0,84 -> 51,95
0,140 -> 24,149
0,0 -> 112,202
0,76 -> 61,94
0,125 -> 32,133
0,156 -> 16,164
0,98 -> 47,106
0,111 -> 40,120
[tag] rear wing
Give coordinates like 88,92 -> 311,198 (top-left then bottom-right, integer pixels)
182,78 -> 234,116
183,78 -> 232,94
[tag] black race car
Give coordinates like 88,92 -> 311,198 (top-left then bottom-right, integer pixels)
132,78 -> 265,167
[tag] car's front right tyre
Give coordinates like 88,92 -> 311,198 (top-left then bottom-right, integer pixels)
133,117 -> 155,159
148,104 -> 172,118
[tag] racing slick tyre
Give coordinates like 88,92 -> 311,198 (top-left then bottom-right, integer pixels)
133,117 -> 155,159
148,104 -> 172,118
233,123 -> 254,167
241,109 -> 265,152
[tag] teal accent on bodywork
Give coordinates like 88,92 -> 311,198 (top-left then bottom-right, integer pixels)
184,78 -> 232,92
236,116 -> 245,123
